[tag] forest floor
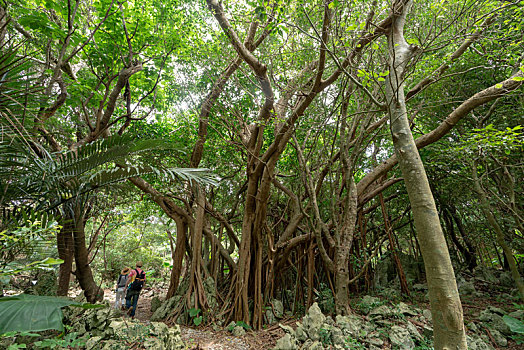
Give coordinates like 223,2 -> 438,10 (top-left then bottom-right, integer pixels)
102,288 -> 260,349
98,286 -> 522,350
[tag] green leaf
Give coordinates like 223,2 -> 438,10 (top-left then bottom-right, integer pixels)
193,315 -> 202,326
503,315 -> 524,334
188,308 -> 200,317
0,294 -> 106,333
495,83 -> 503,88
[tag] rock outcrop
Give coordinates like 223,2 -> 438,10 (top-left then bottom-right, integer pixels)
65,304 -> 185,349
273,299 -> 498,350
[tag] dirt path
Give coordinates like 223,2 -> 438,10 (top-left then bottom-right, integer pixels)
103,288 -> 259,349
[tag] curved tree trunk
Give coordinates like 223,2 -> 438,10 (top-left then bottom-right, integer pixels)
73,204 -> 103,303
385,1 -> 466,348
57,218 -> 74,296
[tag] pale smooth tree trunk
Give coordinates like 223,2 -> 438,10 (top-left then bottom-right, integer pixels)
385,1 -> 466,348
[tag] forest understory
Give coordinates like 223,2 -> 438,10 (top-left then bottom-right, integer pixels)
1,0 -> 523,349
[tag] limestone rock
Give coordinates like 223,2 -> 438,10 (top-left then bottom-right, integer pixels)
274,333 -> 298,350
101,340 -> 124,350
468,322 -> 479,333
203,277 -> 218,310
232,326 -> 246,337
508,310 -> 524,320
499,272 -> 513,288
151,296 -> 162,313
295,324 -> 308,342
422,325 -> 433,338
302,303 -> 326,341
389,325 -> 415,349
489,329 -> 507,347
300,339 -> 313,349
422,309 -> 432,322
266,309 -> 278,324
359,295 -> 381,314
486,306 -> 505,315
489,314 -> 511,335
397,302 -> 417,316
369,305 -> 395,319
151,295 -> 181,321
459,281 -> 476,296
480,268 -> 499,284
479,308 -> 511,335
405,321 -> 422,342
330,326 -> 344,347
324,316 -> 334,326
273,299 -> 284,318
33,270 -> 58,296
85,336 -> 102,350
467,334 -> 495,350
279,323 -> 295,336
227,321 -> 236,331
307,341 -> 324,350
335,314 -> 363,337
367,337 -> 383,346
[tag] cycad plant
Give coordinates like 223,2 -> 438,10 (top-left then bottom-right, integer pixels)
1,133 -> 219,215
0,37 -> 218,302
0,39 -> 218,221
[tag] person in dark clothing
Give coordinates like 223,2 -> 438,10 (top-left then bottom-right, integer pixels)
124,261 -> 146,319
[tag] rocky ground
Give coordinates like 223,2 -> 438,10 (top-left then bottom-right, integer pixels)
54,266 -> 524,349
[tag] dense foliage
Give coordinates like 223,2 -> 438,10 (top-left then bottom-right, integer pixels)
0,0 -> 523,348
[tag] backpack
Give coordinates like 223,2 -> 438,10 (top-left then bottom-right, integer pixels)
117,274 -> 127,288
129,269 -> 146,291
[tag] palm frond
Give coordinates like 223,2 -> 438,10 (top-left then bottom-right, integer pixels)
0,40 -> 45,125
52,135 -> 180,180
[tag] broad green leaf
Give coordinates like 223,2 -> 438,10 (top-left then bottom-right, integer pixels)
0,294 -> 105,333
193,315 -> 202,326
188,307 -> 200,317
503,315 -> 524,334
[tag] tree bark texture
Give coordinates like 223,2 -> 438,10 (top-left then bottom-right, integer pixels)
385,1 -> 466,348
167,219 -> 188,298
334,177 -> 358,315
57,217 -> 74,296
72,203 -> 103,302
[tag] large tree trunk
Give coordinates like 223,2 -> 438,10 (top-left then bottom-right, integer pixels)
167,218 -> 188,298
385,1 -> 466,348
73,204 -> 103,303
334,177 -> 358,315
232,166 -> 272,328
184,187 -> 208,310
57,217 -> 74,296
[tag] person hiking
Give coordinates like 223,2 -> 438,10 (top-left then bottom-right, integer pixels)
124,261 -> 146,319
114,267 -> 130,309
